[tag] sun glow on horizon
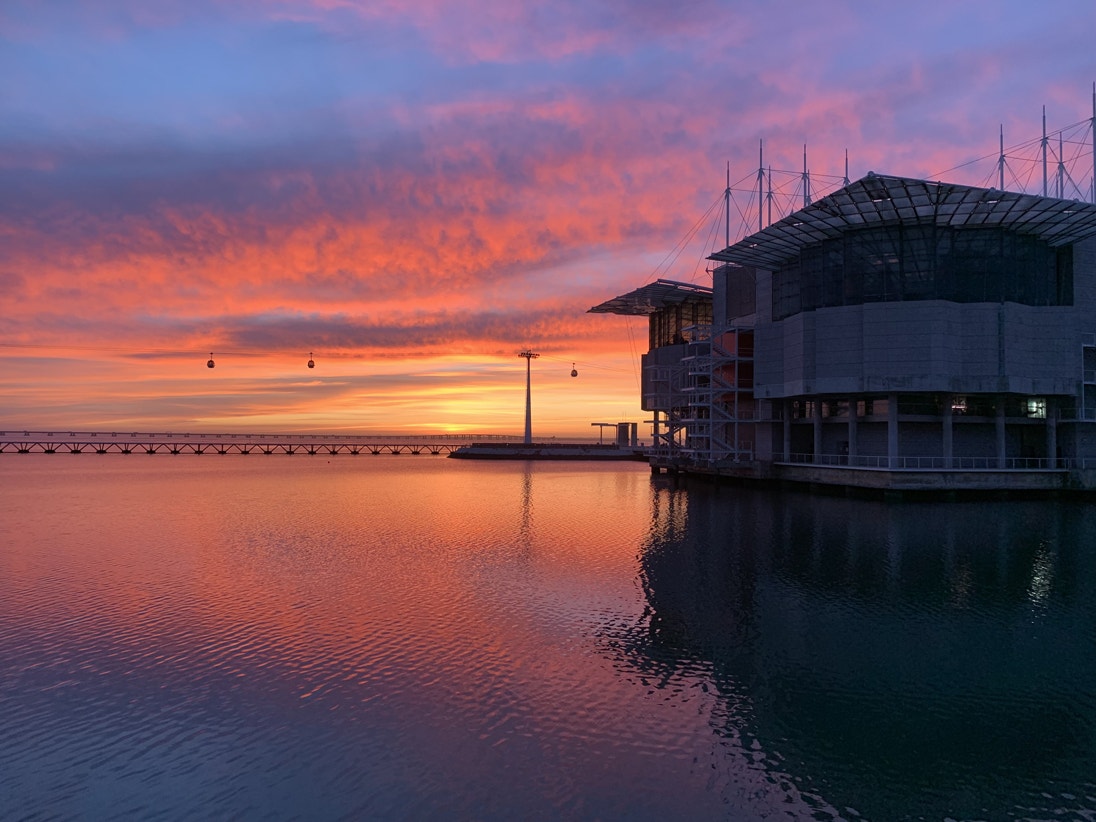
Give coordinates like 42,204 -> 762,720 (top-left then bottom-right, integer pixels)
0,342 -> 646,439
2,1 -> 1092,436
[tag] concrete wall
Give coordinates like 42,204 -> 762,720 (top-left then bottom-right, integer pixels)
640,344 -> 688,411
1074,237 -> 1096,312
756,299 -> 1086,399
749,234 -> 1096,401
714,264 -> 759,327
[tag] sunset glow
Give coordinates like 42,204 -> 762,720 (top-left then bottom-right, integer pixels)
2,1 -> 1094,437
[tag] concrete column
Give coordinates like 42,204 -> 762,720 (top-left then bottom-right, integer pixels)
942,393 -> 953,469
1046,398 -> 1058,468
996,396 -> 1007,469
783,399 -> 792,461
847,398 -> 858,465
887,392 -> 899,469
813,398 -> 823,464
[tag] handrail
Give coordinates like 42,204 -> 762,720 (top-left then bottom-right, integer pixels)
780,452 -> 1073,470
0,430 -> 513,441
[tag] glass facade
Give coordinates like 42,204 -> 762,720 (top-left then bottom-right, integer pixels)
772,224 -> 1074,320
648,300 -> 713,348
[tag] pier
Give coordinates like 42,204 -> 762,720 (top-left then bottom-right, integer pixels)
0,431 -> 512,456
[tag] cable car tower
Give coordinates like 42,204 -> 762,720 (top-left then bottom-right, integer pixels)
519,350 -> 539,444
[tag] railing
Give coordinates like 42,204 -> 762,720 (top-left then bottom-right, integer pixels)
782,452 -> 1070,470
647,444 -> 756,465
0,430 -> 512,442
0,430 -> 520,456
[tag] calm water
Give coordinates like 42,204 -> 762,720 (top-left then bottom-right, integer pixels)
2,455 -> 1095,821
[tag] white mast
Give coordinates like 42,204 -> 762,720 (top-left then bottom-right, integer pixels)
1042,105 -> 1049,197
767,165 -> 773,226
725,162 -> 731,249
1058,132 -> 1065,198
757,139 -> 764,232
519,350 -> 539,444
802,144 -> 810,208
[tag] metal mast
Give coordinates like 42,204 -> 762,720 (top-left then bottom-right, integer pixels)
519,350 -> 539,445
998,124 -> 1005,190
1042,106 -> 1049,197
1058,132 -> 1065,198
767,165 -> 773,226
802,144 -> 810,208
757,140 -> 764,232
1092,82 -> 1095,203
725,162 -> 731,249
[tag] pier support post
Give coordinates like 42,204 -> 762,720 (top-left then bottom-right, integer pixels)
996,397 -> 1007,469
812,399 -> 823,464
847,399 -> 858,465
1046,398 -> 1058,467
783,400 -> 792,462
943,394 -> 954,469
887,393 -> 899,469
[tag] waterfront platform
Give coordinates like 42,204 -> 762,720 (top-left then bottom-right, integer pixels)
769,463 -> 1072,494
449,442 -> 648,460
651,454 -> 1095,496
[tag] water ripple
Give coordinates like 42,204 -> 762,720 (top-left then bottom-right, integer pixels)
3,458 -> 1096,819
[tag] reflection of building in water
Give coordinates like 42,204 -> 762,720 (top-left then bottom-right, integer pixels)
592,174 -> 1096,493
613,484 -> 1096,819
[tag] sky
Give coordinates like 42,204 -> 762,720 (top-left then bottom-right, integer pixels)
1,0 -> 1095,438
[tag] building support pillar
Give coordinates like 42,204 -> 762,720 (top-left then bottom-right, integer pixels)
847,399 -> 858,465
943,394 -> 954,469
783,400 -> 792,462
1046,398 -> 1058,467
813,399 -> 823,463
887,393 -> 899,469
996,396 -> 1007,469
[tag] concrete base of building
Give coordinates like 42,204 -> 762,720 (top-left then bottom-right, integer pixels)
773,463 -> 1069,493
656,458 -> 1096,498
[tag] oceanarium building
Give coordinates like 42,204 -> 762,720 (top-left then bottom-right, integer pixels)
592,173 -> 1096,492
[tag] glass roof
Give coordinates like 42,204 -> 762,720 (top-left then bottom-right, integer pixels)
588,278 -> 712,316
709,173 -> 1096,270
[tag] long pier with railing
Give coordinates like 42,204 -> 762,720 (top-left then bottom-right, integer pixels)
0,430 -> 516,456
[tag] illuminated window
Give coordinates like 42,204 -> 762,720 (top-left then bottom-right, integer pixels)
1026,398 -> 1046,419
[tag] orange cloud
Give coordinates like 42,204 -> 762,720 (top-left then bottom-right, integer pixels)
4,0 -> 1094,435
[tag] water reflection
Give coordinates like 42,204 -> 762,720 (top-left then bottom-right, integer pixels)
5,456 -> 1096,820
620,480 -> 1096,820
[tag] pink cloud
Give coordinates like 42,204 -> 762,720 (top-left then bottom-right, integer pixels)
4,0 -> 1095,433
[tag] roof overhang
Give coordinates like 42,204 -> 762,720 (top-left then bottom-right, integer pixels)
588,278 -> 713,316
709,173 -> 1096,270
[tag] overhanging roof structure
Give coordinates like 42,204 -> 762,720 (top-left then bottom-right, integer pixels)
709,173 -> 1096,270
588,278 -> 712,316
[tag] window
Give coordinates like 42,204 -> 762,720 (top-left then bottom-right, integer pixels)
1025,398 -> 1047,419
771,225 -> 1073,320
